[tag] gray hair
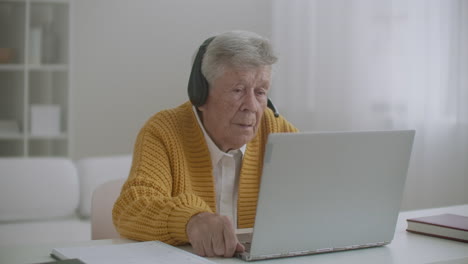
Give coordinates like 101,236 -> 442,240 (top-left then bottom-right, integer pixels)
201,30 -> 277,84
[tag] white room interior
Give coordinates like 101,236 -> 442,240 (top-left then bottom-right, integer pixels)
0,0 -> 467,247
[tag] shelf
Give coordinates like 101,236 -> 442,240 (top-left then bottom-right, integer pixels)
0,64 -> 68,71
28,133 -> 67,139
0,132 -> 23,140
0,133 -> 67,140
0,0 -> 70,157
30,0 -> 70,4
28,64 -> 68,71
0,1 -> 26,64
29,136 -> 67,156
0,64 -> 24,71
0,140 -> 24,157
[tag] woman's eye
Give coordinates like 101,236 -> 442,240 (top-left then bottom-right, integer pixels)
256,89 -> 267,96
233,87 -> 244,93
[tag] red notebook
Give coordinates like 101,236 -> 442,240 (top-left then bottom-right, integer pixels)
406,213 -> 468,243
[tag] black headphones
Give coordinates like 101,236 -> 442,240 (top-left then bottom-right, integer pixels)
187,36 -> 280,118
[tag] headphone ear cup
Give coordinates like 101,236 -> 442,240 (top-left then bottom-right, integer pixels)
187,68 -> 209,107
197,75 -> 209,107
188,37 -> 215,107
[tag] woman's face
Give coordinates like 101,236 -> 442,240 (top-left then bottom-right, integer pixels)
198,65 -> 271,152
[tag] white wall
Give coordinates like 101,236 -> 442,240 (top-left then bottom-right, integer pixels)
71,0 -> 272,159
71,1 -> 466,211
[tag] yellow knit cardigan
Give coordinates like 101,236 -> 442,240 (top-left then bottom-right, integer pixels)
112,101 -> 298,245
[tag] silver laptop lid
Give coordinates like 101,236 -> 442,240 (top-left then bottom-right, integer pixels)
248,130 -> 415,258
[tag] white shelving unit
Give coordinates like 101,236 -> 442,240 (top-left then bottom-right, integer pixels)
0,0 -> 70,157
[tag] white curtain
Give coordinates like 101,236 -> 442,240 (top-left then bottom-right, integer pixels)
271,0 -> 468,210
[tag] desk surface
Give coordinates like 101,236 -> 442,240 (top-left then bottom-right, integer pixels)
1,205 -> 468,264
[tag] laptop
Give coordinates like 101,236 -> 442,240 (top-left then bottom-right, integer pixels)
236,130 -> 415,261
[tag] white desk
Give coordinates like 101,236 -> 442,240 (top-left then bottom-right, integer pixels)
1,205 -> 467,264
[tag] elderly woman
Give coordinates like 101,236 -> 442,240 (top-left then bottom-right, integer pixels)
112,30 -> 298,258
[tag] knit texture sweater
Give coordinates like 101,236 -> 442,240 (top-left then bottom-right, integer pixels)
112,101 -> 298,245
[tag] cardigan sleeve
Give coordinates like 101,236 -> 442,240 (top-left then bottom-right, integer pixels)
112,120 -> 213,245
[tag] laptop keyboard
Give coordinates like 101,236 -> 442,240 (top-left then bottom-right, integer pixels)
242,241 -> 251,253
237,232 -> 253,253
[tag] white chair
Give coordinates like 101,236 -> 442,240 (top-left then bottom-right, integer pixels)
76,155 -> 132,219
90,178 -> 126,240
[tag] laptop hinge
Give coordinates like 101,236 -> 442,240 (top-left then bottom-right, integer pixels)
245,241 -> 390,261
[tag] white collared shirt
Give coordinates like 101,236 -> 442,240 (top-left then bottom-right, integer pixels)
193,106 -> 246,227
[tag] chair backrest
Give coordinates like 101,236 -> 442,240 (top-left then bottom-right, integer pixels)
76,155 -> 132,218
91,178 -> 126,240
